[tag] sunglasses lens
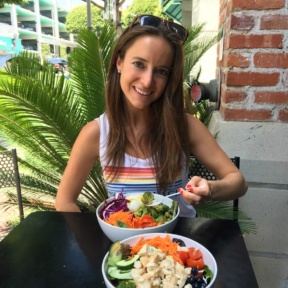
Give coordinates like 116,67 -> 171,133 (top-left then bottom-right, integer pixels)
134,15 -> 188,43
169,23 -> 187,41
139,16 -> 161,28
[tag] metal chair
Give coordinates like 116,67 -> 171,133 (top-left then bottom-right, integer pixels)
0,149 -> 24,221
189,156 -> 240,220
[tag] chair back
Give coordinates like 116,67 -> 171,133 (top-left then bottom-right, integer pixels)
189,156 -> 240,220
0,149 -> 24,221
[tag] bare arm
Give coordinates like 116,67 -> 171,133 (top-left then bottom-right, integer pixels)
180,114 -> 248,204
55,120 -> 100,212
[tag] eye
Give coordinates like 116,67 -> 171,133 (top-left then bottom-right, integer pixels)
133,61 -> 144,68
155,68 -> 169,77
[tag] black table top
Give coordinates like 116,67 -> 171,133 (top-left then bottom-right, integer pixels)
0,211 -> 258,288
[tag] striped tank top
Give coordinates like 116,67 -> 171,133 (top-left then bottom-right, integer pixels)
97,113 -> 196,217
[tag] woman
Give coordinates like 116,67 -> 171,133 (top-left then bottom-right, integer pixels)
55,15 -> 248,215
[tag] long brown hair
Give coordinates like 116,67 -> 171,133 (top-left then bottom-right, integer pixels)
105,24 -> 190,194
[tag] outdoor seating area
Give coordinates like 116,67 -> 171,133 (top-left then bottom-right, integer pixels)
0,149 -> 24,221
1,0 -> 288,287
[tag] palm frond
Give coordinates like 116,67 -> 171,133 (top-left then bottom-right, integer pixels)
184,23 -> 222,81
0,27 -> 116,207
68,25 -> 116,122
0,66 -> 82,151
195,201 -> 257,235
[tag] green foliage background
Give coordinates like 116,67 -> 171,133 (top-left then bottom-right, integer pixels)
65,4 -> 107,34
121,0 -> 165,28
0,0 -> 27,8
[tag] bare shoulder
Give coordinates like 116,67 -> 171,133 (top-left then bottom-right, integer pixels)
74,119 -> 100,158
186,113 -> 214,143
80,119 -> 100,137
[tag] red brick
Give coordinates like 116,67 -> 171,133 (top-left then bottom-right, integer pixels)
226,71 -> 279,86
222,89 -> 247,103
225,0 -> 233,17
254,91 -> 288,104
232,0 -> 284,10
220,106 -> 273,121
278,109 -> 288,122
254,53 -> 288,68
229,34 -> 283,49
231,14 -> 255,30
219,13 -> 225,27
224,53 -> 250,67
223,36 -> 230,51
260,15 -> 288,30
219,3 -> 228,27
220,0 -> 227,12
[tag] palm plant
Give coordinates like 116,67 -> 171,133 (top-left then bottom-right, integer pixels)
0,26 -> 116,212
0,24 -> 256,234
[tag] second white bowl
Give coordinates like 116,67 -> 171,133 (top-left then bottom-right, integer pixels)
102,232 -> 218,288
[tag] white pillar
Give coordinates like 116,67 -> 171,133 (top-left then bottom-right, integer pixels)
34,0 -> 42,58
10,5 -> 18,29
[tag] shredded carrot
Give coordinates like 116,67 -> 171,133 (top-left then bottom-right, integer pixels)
105,210 -> 134,228
130,235 -> 183,264
105,211 -> 160,228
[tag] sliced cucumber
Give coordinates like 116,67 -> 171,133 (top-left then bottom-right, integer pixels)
107,266 -> 118,274
119,269 -> 131,274
116,254 -> 140,270
108,268 -> 133,280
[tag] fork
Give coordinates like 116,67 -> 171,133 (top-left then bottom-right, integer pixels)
144,192 -> 181,206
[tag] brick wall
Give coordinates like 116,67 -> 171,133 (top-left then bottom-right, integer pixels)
218,0 -> 288,122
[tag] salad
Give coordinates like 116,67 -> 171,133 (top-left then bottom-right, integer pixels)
99,192 -> 178,229
105,235 -> 214,288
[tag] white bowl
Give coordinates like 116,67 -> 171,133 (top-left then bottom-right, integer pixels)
102,233 -> 218,288
96,193 -> 180,242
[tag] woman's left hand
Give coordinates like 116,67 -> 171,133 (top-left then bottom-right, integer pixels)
178,176 -> 211,205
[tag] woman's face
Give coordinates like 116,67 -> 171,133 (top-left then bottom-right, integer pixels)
116,35 -> 174,111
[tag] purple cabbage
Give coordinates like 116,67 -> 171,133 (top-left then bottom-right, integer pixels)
99,192 -> 129,220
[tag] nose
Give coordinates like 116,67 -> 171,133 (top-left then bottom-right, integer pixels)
141,69 -> 154,88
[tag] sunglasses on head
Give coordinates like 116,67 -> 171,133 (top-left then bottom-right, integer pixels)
129,14 -> 189,43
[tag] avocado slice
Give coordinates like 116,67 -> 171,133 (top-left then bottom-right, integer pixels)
107,241 -> 123,266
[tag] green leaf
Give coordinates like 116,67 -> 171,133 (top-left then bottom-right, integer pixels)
204,264 -> 213,281
116,221 -> 129,228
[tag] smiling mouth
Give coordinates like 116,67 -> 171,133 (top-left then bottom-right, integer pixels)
134,87 -> 153,96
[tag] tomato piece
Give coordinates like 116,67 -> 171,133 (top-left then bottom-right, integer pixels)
141,222 -> 158,228
137,215 -> 158,228
132,218 -> 142,228
186,258 -> 205,270
188,247 -> 203,260
177,251 -> 189,265
141,215 -> 156,222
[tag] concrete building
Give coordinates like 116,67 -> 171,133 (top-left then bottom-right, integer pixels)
0,0 -> 76,67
